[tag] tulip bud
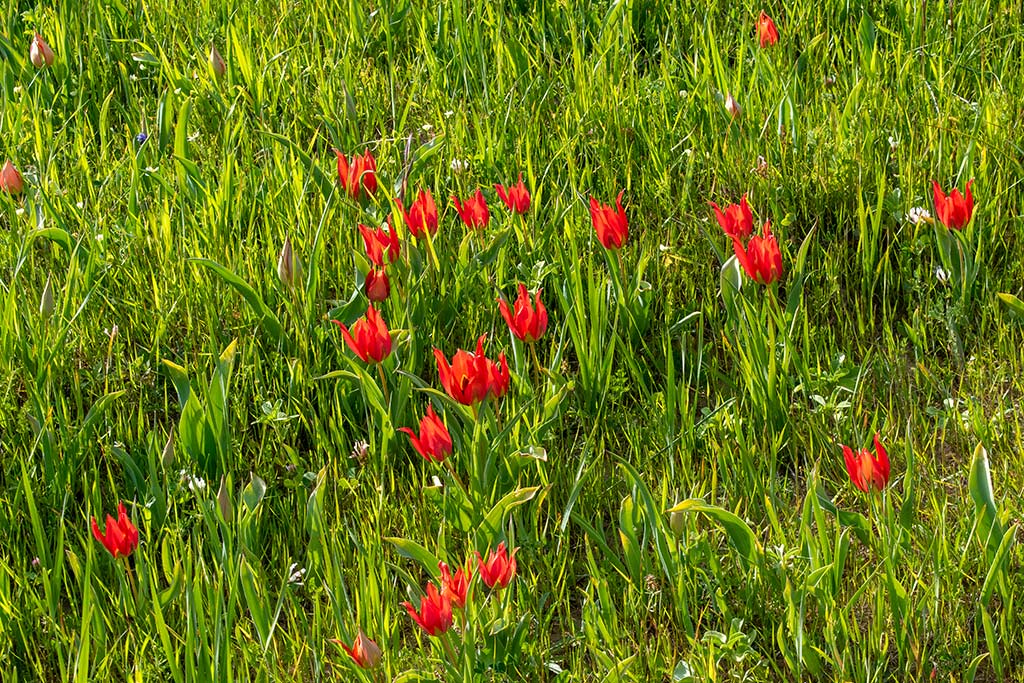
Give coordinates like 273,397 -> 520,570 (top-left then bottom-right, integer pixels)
669,509 -> 685,539
1,161 -> 25,196
30,33 -> 55,68
217,475 -> 234,521
364,269 -> 390,303
277,236 -> 303,290
725,93 -> 741,118
39,274 -> 55,320
162,427 -> 175,468
209,43 -> 226,78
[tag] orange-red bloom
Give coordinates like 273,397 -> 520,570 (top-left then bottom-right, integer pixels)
434,335 -> 508,406
590,191 -> 628,250
494,173 -> 531,214
30,33 -> 55,68
709,194 -> 754,239
499,284 -> 547,343
439,560 -> 472,608
732,221 -> 783,285
399,405 -> 452,463
453,189 -> 490,230
476,542 -> 517,590
757,11 -> 779,48
335,149 -> 378,200
91,502 -> 140,559
932,180 -> 974,230
359,221 -> 400,268
334,629 -> 382,669
841,433 -> 890,493
364,269 -> 390,302
1,161 -> 24,195
397,189 -> 439,238
332,305 -> 392,364
401,582 -> 453,637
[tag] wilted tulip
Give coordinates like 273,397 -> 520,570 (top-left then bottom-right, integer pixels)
209,43 -> 226,78
401,582 -> 453,637
277,236 -> 303,289
842,433 -> 891,493
1,161 -> 25,196
498,284 -> 547,343
335,629 -> 382,669
30,33 -> 55,68
452,188 -> 490,229
732,221 -> 783,285
757,11 -> 779,48
494,173 -> 531,214
397,189 -> 439,238
932,179 -> 974,230
332,305 -> 392,364
476,542 -> 518,590
91,502 -> 140,559
364,269 -> 390,302
709,194 -> 754,240
398,405 -> 452,464
589,191 -> 628,250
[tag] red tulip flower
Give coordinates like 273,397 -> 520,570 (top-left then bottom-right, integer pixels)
453,188 -> 491,230
476,542 -> 518,590
488,352 -> 511,400
494,173 -> 531,214
332,305 -> 392,364
590,191 -> 628,250
732,221 -> 783,285
439,560 -> 472,609
401,582 -> 453,637
841,433 -> 891,493
499,284 -> 547,343
757,11 -> 779,48
932,180 -> 974,230
397,189 -> 439,238
1,161 -> 24,196
398,405 -> 452,463
709,194 -> 754,240
364,269 -> 390,302
30,33 -> 55,68
359,221 -> 400,267
335,629 -> 382,669
91,502 -> 140,559
434,335 -> 495,406
335,149 -> 378,200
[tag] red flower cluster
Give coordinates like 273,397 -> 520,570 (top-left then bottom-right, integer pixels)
841,433 -> 891,493
358,219 -> 400,302
712,195 -> 783,286
91,502 -> 140,559
434,335 -> 510,406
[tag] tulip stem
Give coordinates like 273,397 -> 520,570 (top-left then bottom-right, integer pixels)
443,459 -> 469,500
440,632 -> 459,670
529,341 -> 542,389
376,364 -> 390,407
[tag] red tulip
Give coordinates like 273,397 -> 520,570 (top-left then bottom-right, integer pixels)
335,629 -> 382,669
364,268 -> 390,302
91,502 -> 140,559
841,433 -> 891,493
732,221 -> 783,285
590,191 -> 628,250
453,188 -> 490,230
334,149 -> 378,200
498,284 -> 547,343
332,305 -> 392,364
439,560 -> 472,608
709,194 -> 754,239
359,221 -> 400,268
30,33 -> 55,68
397,189 -> 439,239
398,405 -> 452,463
476,542 -> 517,590
757,11 -> 779,48
401,582 -> 453,637
434,335 -> 508,406
1,161 -> 25,195
932,180 -> 974,230
494,173 -> 531,214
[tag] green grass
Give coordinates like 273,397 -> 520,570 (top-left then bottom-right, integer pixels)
2,0 -> 1024,680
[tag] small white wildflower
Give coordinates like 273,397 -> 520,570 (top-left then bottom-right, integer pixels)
935,266 -> 948,284
95,234 -> 104,242
187,131 -> 200,142
76,201 -> 84,209
15,208 -> 25,217
450,158 -> 468,173
13,86 -> 22,95
288,563 -> 306,585
444,110 -> 454,118
906,207 -> 932,225
888,135 -> 899,151
421,123 -> 433,132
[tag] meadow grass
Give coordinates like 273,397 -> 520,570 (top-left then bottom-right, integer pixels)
2,0 -> 1024,680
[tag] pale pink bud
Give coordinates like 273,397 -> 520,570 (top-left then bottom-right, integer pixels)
30,33 -> 55,68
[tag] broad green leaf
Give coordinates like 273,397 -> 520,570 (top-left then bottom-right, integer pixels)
666,498 -> 762,568
385,537 -> 442,575
969,443 -> 1005,561
997,292 -> 1024,320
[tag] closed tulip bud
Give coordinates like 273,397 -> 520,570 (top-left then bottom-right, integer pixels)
209,43 -> 226,78
277,236 -> 303,290
669,509 -> 686,539
756,11 -> 780,48
39,274 -> 55,320
725,93 -> 741,118
1,161 -> 25,196
162,427 -> 175,468
589,191 -> 628,250
30,33 -> 55,68
364,268 -> 390,302
335,629 -> 382,669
